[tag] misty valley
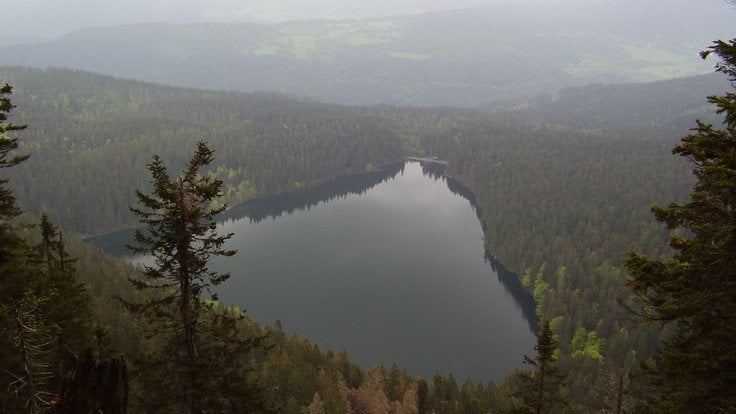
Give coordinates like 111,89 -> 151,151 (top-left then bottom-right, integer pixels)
1,1 -> 735,412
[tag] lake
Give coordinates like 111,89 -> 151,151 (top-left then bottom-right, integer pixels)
87,161 -> 536,383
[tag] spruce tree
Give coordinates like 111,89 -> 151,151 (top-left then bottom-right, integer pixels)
624,39 -> 736,412
513,321 -> 567,414
3,214 -> 95,412
125,141 -> 269,413
0,83 -> 38,412
31,214 -> 94,354
0,84 -> 28,225
0,83 -> 28,294
0,84 -> 96,412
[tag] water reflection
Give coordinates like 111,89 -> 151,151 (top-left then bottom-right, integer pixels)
85,226 -> 140,258
223,163 -> 406,224
419,160 -> 537,333
86,163 -> 406,256
487,253 -> 538,333
86,161 -> 537,382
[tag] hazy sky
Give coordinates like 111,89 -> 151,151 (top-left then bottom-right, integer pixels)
3,0 -> 486,38
3,0 -> 734,39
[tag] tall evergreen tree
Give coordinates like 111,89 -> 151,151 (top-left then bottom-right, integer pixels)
0,83 -> 28,226
124,141 -> 269,413
0,83 -> 29,300
0,83 -> 38,412
2,83 -> 117,412
2,213 -> 96,412
31,214 -> 94,354
624,39 -> 736,412
513,321 -> 567,414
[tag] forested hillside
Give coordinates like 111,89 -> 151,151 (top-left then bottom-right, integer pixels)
420,117 -> 695,408
1,63 -> 725,411
0,80 -> 503,412
1,67 -> 406,235
496,74 -> 728,136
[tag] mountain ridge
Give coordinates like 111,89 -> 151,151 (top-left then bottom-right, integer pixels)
2,2 -> 730,106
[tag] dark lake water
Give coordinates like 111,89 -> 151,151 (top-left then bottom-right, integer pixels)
88,161 -> 536,383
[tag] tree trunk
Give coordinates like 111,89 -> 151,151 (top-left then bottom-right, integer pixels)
52,348 -> 128,414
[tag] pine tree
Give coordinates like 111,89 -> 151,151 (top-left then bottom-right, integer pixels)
0,83 -> 28,226
0,83 -> 29,299
624,39 -> 736,412
124,141 -> 269,413
0,83 -> 40,412
31,214 -> 94,354
2,215 -> 96,412
0,84 -> 96,412
36,214 -> 75,274
7,298 -> 57,414
513,321 -> 567,414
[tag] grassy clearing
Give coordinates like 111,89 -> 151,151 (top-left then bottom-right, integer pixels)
618,39 -> 710,79
563,38 -> 711,81
563,54 -> 617,78
247,19 -> 404,58
389,51 -> 432,60
249,34 -> 317,58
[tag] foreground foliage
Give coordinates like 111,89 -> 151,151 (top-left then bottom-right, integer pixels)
0,85 -> 94,412
123,142 -> 271,412
512,321 -> 568,413
624,39 -> 736,412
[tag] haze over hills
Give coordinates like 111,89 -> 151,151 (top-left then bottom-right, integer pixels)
2,0 -> 733,106
3,0 -> 736,408
1,0 -> 490,38
498,73 -> 729,135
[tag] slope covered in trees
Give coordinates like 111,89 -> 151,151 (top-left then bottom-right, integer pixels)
0,84 -> 97,412
1,62 -> 724,411
496,73 -> 729,136
0,66 -> 406,235
0,83 -> 508,412
418,115 -> 693,409
625,38 -> 736,412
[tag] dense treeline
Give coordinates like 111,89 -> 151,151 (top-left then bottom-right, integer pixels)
0,84 -> 98,412
623,38 -> 736,411
495,74 -> 728,137
0,84 -> 502,412
1,62 -> 724,412
420,112 -> 693,408
1,66 -> 405,235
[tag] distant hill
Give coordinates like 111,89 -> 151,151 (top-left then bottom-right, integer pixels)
1,1 -> 731,106
1,66 -> 727,234
496,74 -> 730,136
